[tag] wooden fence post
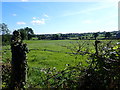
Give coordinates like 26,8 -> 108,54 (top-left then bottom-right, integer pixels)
9,30 -> 28,89
95,40 -> 100,56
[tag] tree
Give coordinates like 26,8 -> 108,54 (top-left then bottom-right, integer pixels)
82,37 -> 84,40
52,34 -> 59,40
105,32 -> 112,39
93,33 -> 99,40
86,36 -> 88,40
24,27 -> 34,40
0,23 -> 11,45
38,35 -> 46,40
61,34 -> 68,40
18,27 -> 34,40
0,23 -> 10,35
18,28 -> 27,40
78,36 -> 82,40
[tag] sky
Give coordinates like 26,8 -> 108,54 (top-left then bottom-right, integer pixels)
2,0 -> 119,34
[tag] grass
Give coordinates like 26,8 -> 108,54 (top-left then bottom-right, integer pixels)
2,39 -> 119,88
2,40 -> 92,70
2,39 -> 118,70
25,40 -> 90,70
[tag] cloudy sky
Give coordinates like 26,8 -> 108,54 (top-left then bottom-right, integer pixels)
2,0 -> 118,34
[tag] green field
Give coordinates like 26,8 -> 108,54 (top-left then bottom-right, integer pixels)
3,40 -> 94,70
2,39 -> 120,88
3,40 -> 118,70
28,40 -> 94,69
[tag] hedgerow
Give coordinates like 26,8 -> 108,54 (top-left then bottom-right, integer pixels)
2,40 -> 120,89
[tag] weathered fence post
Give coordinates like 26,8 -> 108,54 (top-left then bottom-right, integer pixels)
9,30 -> 28,89
95,40 -> 100,56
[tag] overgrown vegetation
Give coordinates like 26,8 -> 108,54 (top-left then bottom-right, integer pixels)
2,39 -> 120,89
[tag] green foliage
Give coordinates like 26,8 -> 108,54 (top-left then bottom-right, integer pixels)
2,62 -> 11,88
37,35 -> 46,40
18,27 -> 34,40
0,23 -> 11,45
2,40 -> 120,89
80,40 -> 120,89
2,35 -> 12,45
105,32 -> 112,39
0,23 -> 10,34
27,40 -> 120,89
27,63 -> 85,88
51,34 -> 59,40
93,33 -> 99,40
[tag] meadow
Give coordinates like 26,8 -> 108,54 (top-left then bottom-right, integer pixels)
3,39 -> 118,69
2,39 -> 119,88
3,40 -> 95,70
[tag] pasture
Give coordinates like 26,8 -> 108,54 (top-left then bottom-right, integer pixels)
2,39 -> 119,88
3,40 -> 94,70
2,39 -> 118,70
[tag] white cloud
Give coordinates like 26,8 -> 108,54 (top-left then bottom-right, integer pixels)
31,16 -> 48,25
12,14 -> 17,16
17,22 -> 26,25
33,17 -> 36,19
31,19 -> 45,25
44,14 -> 49,17
22,0 -> 29,1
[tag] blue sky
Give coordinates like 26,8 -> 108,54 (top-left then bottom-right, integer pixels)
2,1 -> 118,34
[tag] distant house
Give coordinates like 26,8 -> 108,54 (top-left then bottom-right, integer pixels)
116,32 -> 120,39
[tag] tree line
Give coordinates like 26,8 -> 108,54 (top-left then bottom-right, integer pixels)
1,23 -> 34,45
1,23 -> 120,45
